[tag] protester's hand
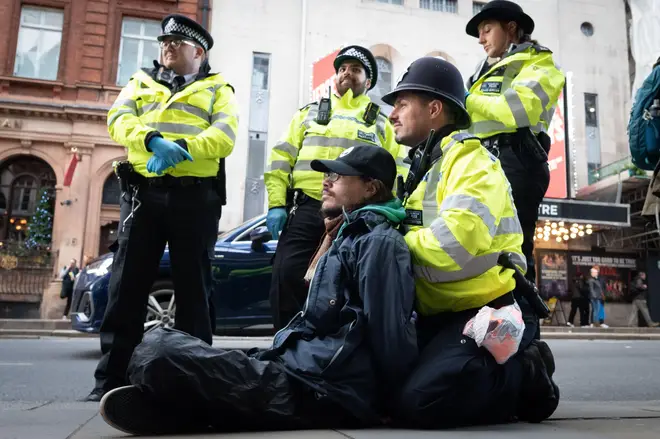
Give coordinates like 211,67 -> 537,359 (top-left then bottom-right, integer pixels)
147,137 -> 193,168
266,207 -> 287,239
146,156 -> 171,175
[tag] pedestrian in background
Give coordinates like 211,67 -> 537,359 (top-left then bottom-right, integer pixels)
567,272 -> 590,327
60,258 -> 79,320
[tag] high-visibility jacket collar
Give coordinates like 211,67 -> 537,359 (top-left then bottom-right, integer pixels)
333,88 -> 371,110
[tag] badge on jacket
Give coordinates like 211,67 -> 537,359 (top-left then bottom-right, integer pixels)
357,130 -> 377,144
404,209 -> 423,226
480,81 -> 502,93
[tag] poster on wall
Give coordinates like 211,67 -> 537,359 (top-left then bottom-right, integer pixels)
545,89 -> 568,199
569,253 -> 638,302
537,250 -> 569,300
311,48 -> 341,102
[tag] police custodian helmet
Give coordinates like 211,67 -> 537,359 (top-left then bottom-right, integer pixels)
382,57 -> 471,129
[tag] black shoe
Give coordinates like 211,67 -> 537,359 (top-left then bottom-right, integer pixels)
84,388 -> 104,402
517,342 -> 560,423
100,385 -> 209,435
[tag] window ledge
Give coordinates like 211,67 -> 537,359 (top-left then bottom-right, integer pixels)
0,75 -> 64,87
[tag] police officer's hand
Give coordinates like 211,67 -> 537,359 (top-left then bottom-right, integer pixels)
147,137 -> 193,168
266,207 -> 287,239
146,156 -> 171,175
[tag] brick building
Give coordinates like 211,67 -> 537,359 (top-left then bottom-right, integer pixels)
0,0 -> 206,317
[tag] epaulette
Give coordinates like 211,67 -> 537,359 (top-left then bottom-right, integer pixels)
532,43 -> 553,54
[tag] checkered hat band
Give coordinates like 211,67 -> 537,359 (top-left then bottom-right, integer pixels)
164,18 -> 209,51
341,48 -> 372,80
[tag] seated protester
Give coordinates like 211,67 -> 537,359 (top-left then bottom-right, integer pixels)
381,57 -> 559,428
98,146 -> 418,436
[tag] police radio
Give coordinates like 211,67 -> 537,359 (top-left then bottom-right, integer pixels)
315,86 -> 332,125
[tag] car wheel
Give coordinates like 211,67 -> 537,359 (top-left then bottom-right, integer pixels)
144,283 -> 176,333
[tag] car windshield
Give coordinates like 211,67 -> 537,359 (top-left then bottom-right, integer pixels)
217,215 -> 265,241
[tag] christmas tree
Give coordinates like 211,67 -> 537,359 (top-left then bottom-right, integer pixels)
25,188 -> 53,250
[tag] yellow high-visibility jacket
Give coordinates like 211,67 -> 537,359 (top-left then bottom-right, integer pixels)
264,89 -> 408,209
404,132 -> 526,316
466,43 -> 565,139
107,69 -> 239,178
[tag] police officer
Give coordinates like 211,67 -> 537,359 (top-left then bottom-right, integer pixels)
264,45 -> 408,330
85,14 -> 239,401
381,57 -> 559,427
465,0 -> 565,283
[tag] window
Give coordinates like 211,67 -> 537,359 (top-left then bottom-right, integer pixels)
420,0 -> 458,13
580,22 -> 594,37
375,0 -> 404,5
117,18 -> 161,86
368,57 -> 394,115
14,7 -> 64,80
473,2 -> 486,15
585,93 -> 602,184
102,175 -> 121,206
11,175 -> 37,215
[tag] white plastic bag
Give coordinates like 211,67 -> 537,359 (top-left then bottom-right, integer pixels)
462,302 -> 525,364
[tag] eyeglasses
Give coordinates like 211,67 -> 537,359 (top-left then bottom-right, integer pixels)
159,39 -> 198,50
323,172 -> 340,182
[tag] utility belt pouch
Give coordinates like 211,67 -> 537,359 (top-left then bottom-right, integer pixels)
113,160 -> 135,194
518,128 -> 548,165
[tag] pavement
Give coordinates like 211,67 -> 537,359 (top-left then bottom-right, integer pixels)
2,319 -> 660,341
1,337 -> 660,438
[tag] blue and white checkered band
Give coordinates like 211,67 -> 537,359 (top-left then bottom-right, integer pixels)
341,48 -> 373,81
164,18 -> 209,51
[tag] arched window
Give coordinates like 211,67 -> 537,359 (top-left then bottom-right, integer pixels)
102,174 -> 121,206
368,57 -> 394,114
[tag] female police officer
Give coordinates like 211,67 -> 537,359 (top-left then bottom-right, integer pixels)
465,0 -> 565,283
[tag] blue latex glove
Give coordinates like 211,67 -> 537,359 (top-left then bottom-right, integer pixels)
465,90 -> 470,100
147,137 -> 193,169
146,156 -> 171,175
266,207 -> 287,239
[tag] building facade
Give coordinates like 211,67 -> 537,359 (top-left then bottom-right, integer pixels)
0,0 -> 204,316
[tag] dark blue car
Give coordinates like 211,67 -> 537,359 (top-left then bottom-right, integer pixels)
69,214 -> 277,335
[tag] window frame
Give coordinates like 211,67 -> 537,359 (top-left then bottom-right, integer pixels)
116,17 -> 161,86
6,1 -> 71,82
420,0 -> 459,13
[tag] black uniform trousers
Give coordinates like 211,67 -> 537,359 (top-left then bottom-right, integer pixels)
269,195 -> 325,330
93,178 -> 219,392
397,293 -> 539,429
127,328 -> 363,433
498,146 -> 550,284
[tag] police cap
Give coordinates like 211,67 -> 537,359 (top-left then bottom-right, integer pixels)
382,57 -> 471,130
333,45 -> 378,90
158,14 -> 214,52
466,0 -> 535,38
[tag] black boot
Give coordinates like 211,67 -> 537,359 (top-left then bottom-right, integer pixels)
517,340 -> 559,423
84,388 -> 105,402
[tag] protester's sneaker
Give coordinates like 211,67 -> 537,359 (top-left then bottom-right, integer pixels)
517,341 -> 560,423
600,324 -> 609,328
566,322 -> 574,327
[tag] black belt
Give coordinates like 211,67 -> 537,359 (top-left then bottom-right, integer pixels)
134,174 -> 214,189
482,132 -> 519,150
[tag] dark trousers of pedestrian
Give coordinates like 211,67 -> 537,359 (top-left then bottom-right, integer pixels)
568,298 -> 590,326
126,328 -> 364,433
93,179 -> 220,393
498,146 -> 550,284
63,294 -> 72,317
269,195 -> 325,330
397,293 -> 541,428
